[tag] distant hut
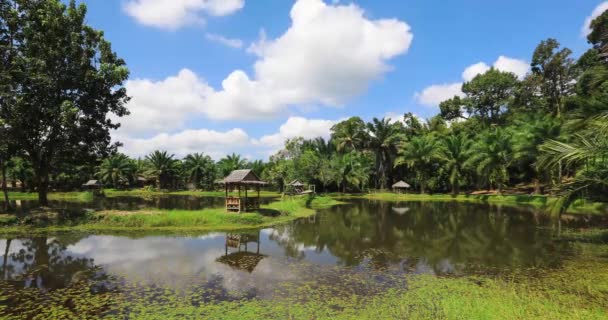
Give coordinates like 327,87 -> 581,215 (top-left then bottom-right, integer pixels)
82,180 -> 104,196
392,180 -> 411,194
288,180 -> 305,194
219,169 -> 267,213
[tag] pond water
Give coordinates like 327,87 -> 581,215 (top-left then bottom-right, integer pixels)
0,199 -> 606,316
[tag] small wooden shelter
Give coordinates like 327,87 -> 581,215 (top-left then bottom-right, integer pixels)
220,169 -> 267,213
286,180 -> 316,195
288,180 -> 305,194
82,180 -> 104,196
392,180 -> 411,194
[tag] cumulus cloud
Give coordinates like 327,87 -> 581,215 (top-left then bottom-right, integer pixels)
416,56 -> 529,107
123,0 -> 245,30
117,128 -> 251,159
205,33 -> 244,49
582,2 -> 608,37
254,117 -> 337,150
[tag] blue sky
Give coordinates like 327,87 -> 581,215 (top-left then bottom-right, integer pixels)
75,0 -> 607,160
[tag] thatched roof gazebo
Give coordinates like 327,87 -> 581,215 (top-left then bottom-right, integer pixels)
219,169 -> 267,213
392,180 -> 411,194
82,180 -> 104,196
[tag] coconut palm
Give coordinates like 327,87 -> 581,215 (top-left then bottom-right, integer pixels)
466,129 -> 514,193
330,117 -> 368,153
146,150 -> 179,189
96,154 -> 134,188
331,152 -> 372,193
395,135 -> 440,194
367,117 -> 404,189
183,153 -> 215,189
438,134 -> 473,195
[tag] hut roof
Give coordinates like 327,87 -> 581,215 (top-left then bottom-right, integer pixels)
392,180 -> 411,189
288,180 -> 305,187
82,180 -> 102,187
221,169 -> 267,185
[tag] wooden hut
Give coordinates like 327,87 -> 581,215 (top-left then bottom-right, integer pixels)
82,180 -> 104,196
392,180 -> 411,194
220,169 -> 267,213
287,180 -> 305,194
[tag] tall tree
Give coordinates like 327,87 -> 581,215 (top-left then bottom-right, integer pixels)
183,153 -> 215,189
146,151 -> 178,189
330,117 -> 368,153
1,0 -> 130,205
395,135 -> 440,194
530,38 -> 575,117
96,154 -> 134,188
217,153 -> 248,177
438,134 -> 472,195
367,118 -> 403,189
466,129 -> 514,193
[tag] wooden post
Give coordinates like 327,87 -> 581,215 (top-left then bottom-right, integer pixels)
245,187 -> 248,212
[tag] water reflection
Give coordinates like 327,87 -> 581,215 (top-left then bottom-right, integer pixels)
1,199 -> 604,304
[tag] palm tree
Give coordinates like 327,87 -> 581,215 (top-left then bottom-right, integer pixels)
466,129 -> 514,193
217,153 -> 248,177
331,152 -> 372,193
183,153 -> 215,189
330,117 -> 368,153
96,154 -> 134,188
146,150 -> 179,189
247,159 -> 267,177
367,117 -> 403,189
395,135 -> 440,194
438,134 -> 472,195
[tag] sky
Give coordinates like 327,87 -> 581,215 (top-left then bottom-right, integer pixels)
74,0 -> 608,160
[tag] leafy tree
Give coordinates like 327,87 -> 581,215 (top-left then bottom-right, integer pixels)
7,157 -> 33,192
395,135 -> 440,194
437,134 -> 472,195
367,118 -> 403,189
531,38 -> 575,117
217,153 -> 248,178
146,151 -> 179,189
1,0 -> 130,205
331,152 -> 372,193
96,154 -> 134,188
466,129 -> 514,193
587,9 -> 608,58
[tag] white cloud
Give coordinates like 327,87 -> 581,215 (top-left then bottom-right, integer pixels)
254,117 -> 337,150
205,33 -> 244,49
582,2 -> 608,37
123,0 -> 245,30
462,62 -> 490,82
415,83 -> 463,107
117,128 -> 251,159
117,69 -> 214,136
416,56 -> 529,107
493,56 -> 529,80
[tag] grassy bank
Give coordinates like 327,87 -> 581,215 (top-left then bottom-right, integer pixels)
6,189 -> 282,200
6,191 -> 95,202
332,192 -> 608,215
0,196 -> 342,234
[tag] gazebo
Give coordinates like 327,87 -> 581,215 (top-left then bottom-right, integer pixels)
392,180 -> 411,194
287,180 -> 305,194
216,232 -> 266,273
220,169 -> 267,213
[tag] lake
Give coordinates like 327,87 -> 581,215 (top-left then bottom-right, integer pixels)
0,198 -> 606,317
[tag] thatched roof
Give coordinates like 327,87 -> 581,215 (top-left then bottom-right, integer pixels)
392,180 -> 411,189
392,207 -> 410,215
220,169 -> 267,185
288,180 -> 305,187
82,180 -> 102,187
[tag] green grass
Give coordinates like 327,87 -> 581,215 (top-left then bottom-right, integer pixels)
333,192 -> 608,215
7,191 -> 94,202
0,196 -> 343,234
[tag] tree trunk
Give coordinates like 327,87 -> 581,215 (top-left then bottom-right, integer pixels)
420,182 -> 425,194
533,178 -> 541,194
36,171 -> 49,206
20,180 -> 26,193
1,159 -> 10,212
451,184 -> 457,196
